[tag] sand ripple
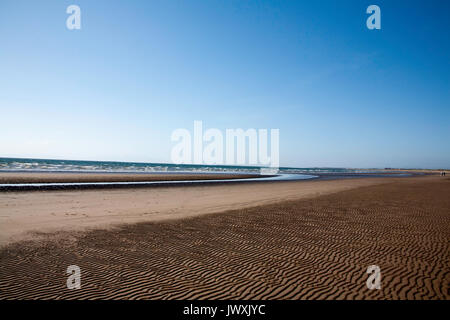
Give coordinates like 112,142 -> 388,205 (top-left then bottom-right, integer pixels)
0,178 -> 449,299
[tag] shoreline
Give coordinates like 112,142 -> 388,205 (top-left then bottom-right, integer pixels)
0,171 -> 263,184
0,171 -> 418,191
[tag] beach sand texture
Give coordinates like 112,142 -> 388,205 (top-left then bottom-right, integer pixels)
0,177 -> 392,245
0,176 -> 449,299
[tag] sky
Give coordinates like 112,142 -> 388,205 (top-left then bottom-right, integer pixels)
0,0 -> 449,168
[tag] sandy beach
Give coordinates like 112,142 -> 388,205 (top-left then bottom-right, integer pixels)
0,174 -> 448,299
1,174 -> 393,245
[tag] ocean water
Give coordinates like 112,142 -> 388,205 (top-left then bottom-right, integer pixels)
0,157 -> 380,175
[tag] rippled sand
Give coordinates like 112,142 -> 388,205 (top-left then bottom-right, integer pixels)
0,176 -> 449,299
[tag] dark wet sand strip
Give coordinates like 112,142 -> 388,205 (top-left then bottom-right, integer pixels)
0,172 -> 260,184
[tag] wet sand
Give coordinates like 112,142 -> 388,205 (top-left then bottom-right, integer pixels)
0,176 -> 449,299
0,172 -> 259,184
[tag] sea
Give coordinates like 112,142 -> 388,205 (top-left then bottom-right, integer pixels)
0,157 -> 380,175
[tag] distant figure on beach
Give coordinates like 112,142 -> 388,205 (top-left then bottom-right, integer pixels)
440,171 -> 446,176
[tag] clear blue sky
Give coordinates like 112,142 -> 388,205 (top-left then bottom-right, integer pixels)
1,0 -> 449,168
